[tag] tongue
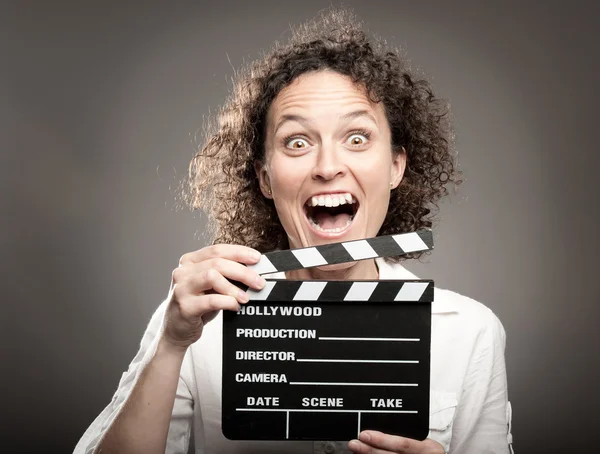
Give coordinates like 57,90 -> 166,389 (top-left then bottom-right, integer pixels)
314,212 -> 352,230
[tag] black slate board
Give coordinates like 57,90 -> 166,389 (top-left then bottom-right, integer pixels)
222,279 -> 433,441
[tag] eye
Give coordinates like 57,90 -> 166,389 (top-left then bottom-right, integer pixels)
285,137 -> 310,150
346,131 -> 371,146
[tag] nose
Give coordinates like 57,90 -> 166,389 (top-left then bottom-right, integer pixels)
311,142 -> 347,181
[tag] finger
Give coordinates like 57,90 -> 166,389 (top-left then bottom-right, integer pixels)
191,257 -> 266,290
197,293 -> 241,314
181,268 -> 250,303
357,431 -> 418,453
179,293 -> 240,320
348,439 -> 394,454
179,244 -> 262,266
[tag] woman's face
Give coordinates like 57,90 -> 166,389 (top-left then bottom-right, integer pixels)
257,70 -> 405,252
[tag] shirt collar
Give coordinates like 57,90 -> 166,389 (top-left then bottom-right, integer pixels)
375,257 -> 459,314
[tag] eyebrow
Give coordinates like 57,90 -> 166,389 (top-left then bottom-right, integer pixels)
273,114 -> 314,135
273,110 -> 378,134
339,110 -> 378,125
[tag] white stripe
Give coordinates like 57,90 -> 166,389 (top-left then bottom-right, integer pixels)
289,382 -> 418,386
342,239 -> 378,260
357,412 -> 361,438
296,359 -> 419,363
236,408 -> 418,414
344,282 -> 378,301
394,282 -> 430,301
293,281 -> 327,300
292,247 -> 328,268
248,255 -> 278,274
286,411 -> 289,439
319,337 -> 420,341
247,281 -> 277,300
392,232 -> 428,253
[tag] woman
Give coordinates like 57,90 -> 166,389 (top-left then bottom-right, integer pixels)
75,9 -> 513,454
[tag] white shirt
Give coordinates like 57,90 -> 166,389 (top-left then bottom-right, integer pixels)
75,258 -> 513,453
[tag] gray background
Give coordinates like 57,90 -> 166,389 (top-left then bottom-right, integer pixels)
2,1 -> 599,453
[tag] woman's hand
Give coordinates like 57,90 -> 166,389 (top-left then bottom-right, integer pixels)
348,431 -> 444,454
162,244 -> 266,350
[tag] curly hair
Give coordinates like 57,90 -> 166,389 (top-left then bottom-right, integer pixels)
182,8 -> 461,261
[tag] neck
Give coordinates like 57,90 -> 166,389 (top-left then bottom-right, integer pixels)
285,259 -> 379,281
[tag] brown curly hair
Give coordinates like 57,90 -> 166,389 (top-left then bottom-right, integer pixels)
182,8 -> 461,261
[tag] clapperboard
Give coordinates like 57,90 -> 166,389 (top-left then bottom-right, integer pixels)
222,230 -> 434,441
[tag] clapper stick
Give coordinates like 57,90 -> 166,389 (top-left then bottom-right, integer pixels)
249,229 -> 433,275
222,230 -> 434,441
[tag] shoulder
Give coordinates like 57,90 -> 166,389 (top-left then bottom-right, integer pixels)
378,258 -> 505,337
377,258 -> 506,347
435,286 -> 507,347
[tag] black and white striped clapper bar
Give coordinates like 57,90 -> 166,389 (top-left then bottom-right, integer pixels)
222,230 -> 434,441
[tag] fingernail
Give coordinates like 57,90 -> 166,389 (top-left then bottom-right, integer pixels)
348,440 -> 359,449
251,250 -> 261,261
256,276 -> 267,289
238,290 -> 249,303
359,432 -> 371,442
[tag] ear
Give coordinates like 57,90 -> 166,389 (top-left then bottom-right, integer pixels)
254,160 -> 273,199
390,146 -> 407,189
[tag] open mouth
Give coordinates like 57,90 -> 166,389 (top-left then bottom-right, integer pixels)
304,192 -> 359,234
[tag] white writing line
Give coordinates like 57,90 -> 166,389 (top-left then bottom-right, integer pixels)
318,337 -> 420,342
296,359 -> 419,364
289,382 -> 418,387
236,408 -> 418,414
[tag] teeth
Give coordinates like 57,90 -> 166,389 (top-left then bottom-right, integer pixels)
307,192 -> 356,207
308,216 -> 354,233
305,192 -> 358,233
